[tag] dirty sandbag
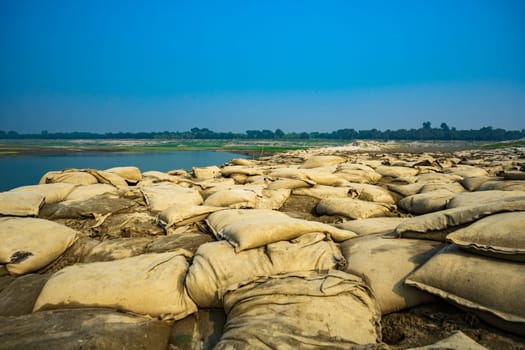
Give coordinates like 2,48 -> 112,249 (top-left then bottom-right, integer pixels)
398,190 -> 456,215
446,211 -> 525,262
292,185 -> 353,199
141,183 -> 203,213
203,188 -> 259,209
63,183 -> 117,202
105,166 -> 142,184
407,331 -> 488,350
447,190 -> 525,208
205,209 -> 289,239
214,270 -> 381,349
0,217 -> 77,276
0,308 -> 172,350
376,165 -> 419,178
157,203 -> 224,230
0,273 -> 50,316
169,309 -> 226,350
405,245 -> 525,336
34,251 -> 197,319
39,169 -> 98,185
337,217 -> 406,236
341,234 -> 442,314
185,232 -> 345,308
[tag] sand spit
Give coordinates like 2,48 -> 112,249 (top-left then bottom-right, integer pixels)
1,142 -> 525,349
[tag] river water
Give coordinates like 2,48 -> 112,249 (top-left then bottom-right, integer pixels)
0,150 -> 247,191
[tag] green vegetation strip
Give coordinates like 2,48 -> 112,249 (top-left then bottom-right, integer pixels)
481,141 -> 525,149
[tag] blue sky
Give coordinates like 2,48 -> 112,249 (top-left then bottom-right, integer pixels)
0,0 -> 524,133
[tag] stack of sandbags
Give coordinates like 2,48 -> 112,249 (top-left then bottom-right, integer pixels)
214,270 -> 381,349
185,232 -> 345,308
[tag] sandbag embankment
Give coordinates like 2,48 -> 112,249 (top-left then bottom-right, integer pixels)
33,251 -> 197,320
185,232 -> 345,308
214,270 -> 381,349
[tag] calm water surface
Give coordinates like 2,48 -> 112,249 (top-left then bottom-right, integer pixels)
0,151 -> 247,191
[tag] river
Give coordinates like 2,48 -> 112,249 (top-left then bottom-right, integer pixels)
0,150 -> 247,191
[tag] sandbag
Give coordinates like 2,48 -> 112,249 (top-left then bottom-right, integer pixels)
418,181 -> 466,194
446,165 -> 488,178
292,185 -> 352,199
446,212 -> 525,261
86,169 -> 128,188
185,233 -> 345,308
460,176 -> 502,191
267,178 -> 311,190
0,273 -> 50,316
192,165 -> 221,179
376,165 -> 419,178
203,188 -> 259,208
38,194 -> 135,220
105,166 -> 142,184
348,183 -> 395,204
337,217 -> 406,236
398,190 -> 456,215
316,198 -> 395,219
388,182 -> 425,197
341,234 -> 442,314
447,190 -> 525,208
214,270 -> 381,349
206,209 -> 289,238
408,331 -> 488,350
406,245 -> 525,336
499,171 -> 525,180
254,188 -> 291,209
39,170 -> 99,185
336,163 -> 382,184
0,309 -> 172,350
0,191 -> 44,216
229,158 -> 256,166
147,232 -> 213,256
299,155 -> 346,169
82,237 -> 153,263
0,217 -> 77,275
33,252 -> 197,319
217,216 -> 356,251
478,180 -> 525,191
10,183 -> 76,204
220,165 -> 263,177
141,184 -> 203,212
393,197 -> 525,241
63,183 -> 117,202
157,203 -> 224,229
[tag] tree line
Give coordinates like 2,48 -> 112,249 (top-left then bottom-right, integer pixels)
1,122 -> 523,141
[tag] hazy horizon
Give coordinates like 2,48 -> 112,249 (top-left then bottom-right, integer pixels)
1,1 -> 524,133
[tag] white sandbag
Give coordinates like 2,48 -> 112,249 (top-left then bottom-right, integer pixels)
0,217 -> 77,276
348,183 -> 395,204
214,270 -> 381,349
157,204 -> 224,229
185,232 -> 345,308
105,166 -> 142,184
299,155 -> 346,169
39,170 -> 99,185
316,198 -> 395,219
447,212 -> 525,261
406,245 -> 525,336
203,188 -> 259,209
398,190 -> 456,215
33,252 -> 197,319
376,165 -> 419,178
192,166 -> 221,179
206,209 -> 289,238
337,217 -> 406,236
64,183 -> 117,202
0,192 -> 44,217
217,216 -> 356,251
447,190 -> 525,208
292,185 -> 352,199
141,184 -> 203,212
341,234 -> 442,314
10,183 -> 76,204
478,180 -> 525,191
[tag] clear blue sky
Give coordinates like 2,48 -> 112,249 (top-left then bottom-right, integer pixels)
1,0 -> 524,133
